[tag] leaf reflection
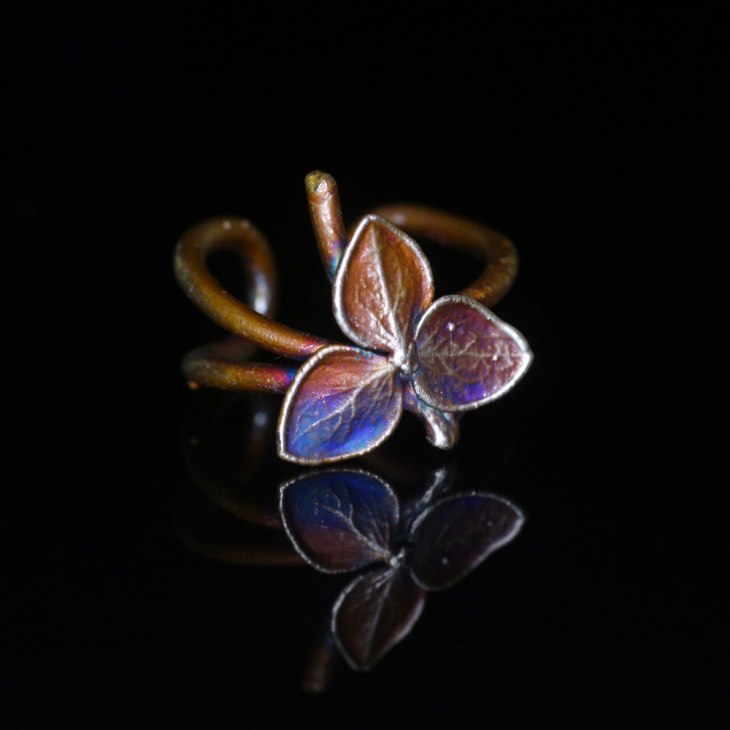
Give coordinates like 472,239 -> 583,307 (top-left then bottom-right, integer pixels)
178,391 -> 525,684
279,468 -> 524,670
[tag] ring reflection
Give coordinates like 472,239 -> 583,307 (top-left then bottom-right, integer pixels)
176,391 -> 525,690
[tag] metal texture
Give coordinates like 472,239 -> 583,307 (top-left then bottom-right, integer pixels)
278,214 -> 532,462
177,392 -> 526,681
174,216 -> 329,361
277,345 -> 403,464
369,203 -> 518,310
278,466 -> 524,669
175,172 -> 531,463
408,492 -> 525,590
181,337 -> 297,393
331,564 -> 425,671
412,295 -> 532,411
402,383 -> 460,449
333,215 -> 434,363
279,469 -> 399,573
306,172 -> 347,282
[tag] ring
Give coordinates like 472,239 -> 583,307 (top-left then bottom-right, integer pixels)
174,171 -> 533,465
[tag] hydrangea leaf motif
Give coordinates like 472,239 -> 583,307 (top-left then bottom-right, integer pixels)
413,295 -> 532,411
279,469 -> 399,573
331,564 -> 426,671
277,215 -> 532,463
279,468 -> 525,669
333,215 -> 434,362
408,492 -> 525,590
278,345 -> 402,464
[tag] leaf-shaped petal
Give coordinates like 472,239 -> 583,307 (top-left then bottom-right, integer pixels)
403,381 -> 460,450
333,215 -> 434,363
413,295 -> 532,411
408,492 -> 524,590
279,469 -> 399,573
332,564 -> 426,670
278,345 -> 403,464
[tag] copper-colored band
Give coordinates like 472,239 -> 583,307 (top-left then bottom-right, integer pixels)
175,191 -> 519,393
174,217 -> 329,359
181,338 -> 297,393
305,172 -> 346,282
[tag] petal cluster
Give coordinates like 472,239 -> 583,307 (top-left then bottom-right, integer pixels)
279,468 -> 524,669
278,215 -> 532,464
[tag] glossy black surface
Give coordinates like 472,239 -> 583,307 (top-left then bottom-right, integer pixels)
6,4 -> 724,728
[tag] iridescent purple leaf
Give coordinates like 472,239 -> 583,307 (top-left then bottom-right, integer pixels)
278,345 -> 402,464
413,295 -> 532,411
333,215 -> 434,361
408,492 -> 525,590
279,469 -> 399,573
332,564 -> 426,670
403,381 -> 460,450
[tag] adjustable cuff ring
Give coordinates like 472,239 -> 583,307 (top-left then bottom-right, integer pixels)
174,172 -> 532,465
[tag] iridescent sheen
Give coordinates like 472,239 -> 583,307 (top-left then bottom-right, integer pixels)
278,216 -> 531,463
305,172 -> 348,283
175,173 -> 531,462
333,215 -> 434,360
279,467 -> 525,669
413,295 -> 532,411
279,469 -> 399,573
277,345 -> 402,464
402,382 -> 460,449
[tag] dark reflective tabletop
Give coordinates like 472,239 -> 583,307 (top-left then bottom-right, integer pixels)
178,392 -> 527,680
6,6 -> 724,728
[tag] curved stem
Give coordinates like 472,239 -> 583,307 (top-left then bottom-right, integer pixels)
306,171 -> 347,282
175,182 -> 520,394
174,216 -> 328,359
182,338 -> 297,393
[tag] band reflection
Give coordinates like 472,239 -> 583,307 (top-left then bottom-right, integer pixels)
177,391 -> 525,691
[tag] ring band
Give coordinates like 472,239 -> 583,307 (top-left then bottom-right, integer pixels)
174,172 -> 532,464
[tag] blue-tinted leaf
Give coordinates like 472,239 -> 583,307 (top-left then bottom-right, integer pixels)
332,564 -> 426,670
278,345 -> 402,464
279,470 -> 399,573
408,493 -> 524,590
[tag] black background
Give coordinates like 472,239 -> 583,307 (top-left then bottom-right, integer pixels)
6,2 -> 726,728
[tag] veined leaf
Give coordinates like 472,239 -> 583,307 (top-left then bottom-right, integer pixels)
413,295 -> 532,411
408,492 -> 525,590
279,469 -> 399,573
332,564 -> 426,670
278,345 -> 403,464
333,215 -> 434,363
